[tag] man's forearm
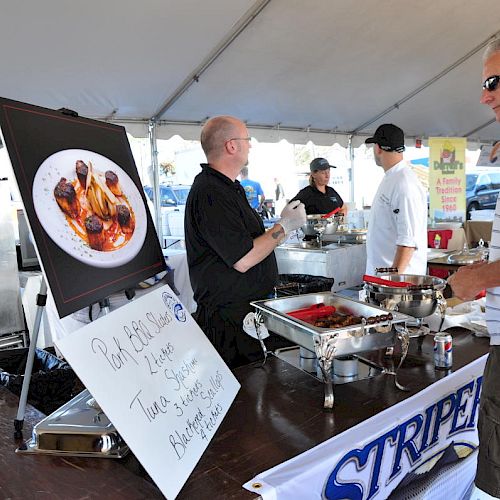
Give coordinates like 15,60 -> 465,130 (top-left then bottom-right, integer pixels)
475,259 -> 500,289
232,224 -> 285,273
392,245 -> 415,273
448,260 -> 500,301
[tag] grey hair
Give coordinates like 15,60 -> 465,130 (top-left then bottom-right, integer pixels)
483,37 -> 500,62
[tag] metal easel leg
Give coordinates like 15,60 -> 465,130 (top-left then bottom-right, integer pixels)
14,278 -> 47,438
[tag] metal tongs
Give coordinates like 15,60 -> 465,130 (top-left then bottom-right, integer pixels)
363,274 -> 414,288
321,206 -> 341,219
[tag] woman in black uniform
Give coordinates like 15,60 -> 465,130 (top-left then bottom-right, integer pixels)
291,157 -> 345,215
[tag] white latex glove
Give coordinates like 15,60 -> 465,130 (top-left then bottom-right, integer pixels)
278,200 -> 306,234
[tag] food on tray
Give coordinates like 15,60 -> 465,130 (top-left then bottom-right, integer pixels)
53,160 -> 135,252
84,214 -> 105,251
117,204 -> 135,233
105,170 -> 123,196
54,177 -> 80,219
314,313 -> 363,328
75,160 -> 89,188
313,312 -> 393,328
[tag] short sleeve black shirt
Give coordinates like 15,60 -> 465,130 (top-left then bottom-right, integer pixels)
291,185 -> 344,215
185,164 -> 278,310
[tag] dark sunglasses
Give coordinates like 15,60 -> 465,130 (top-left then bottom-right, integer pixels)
483,75 -> 500,92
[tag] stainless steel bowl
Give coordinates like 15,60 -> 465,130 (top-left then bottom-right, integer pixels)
364,274 -> 446,318
301,214 -> 340,236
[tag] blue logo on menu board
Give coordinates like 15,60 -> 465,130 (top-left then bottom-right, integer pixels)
161,292 -> 186,323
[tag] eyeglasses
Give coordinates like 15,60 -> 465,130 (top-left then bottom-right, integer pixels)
482,75 -> 500,92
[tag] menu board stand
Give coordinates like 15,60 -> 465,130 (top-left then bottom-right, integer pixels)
14,277 -> 47,438
14,282 -> 136,440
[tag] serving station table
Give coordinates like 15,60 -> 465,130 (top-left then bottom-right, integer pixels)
0,328 -> 489,499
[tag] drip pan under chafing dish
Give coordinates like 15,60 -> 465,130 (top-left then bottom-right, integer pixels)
251,292 -> 410,356
17,389 -> 129,458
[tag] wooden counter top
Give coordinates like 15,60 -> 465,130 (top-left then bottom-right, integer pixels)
0,329 -> 490,499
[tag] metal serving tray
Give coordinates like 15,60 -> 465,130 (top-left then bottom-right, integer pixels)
251,293 -> 412,409
17,389 -> 128,458
251,292 -> 409,357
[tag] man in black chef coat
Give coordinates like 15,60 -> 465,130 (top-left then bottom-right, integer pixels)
185,115 -> 306,368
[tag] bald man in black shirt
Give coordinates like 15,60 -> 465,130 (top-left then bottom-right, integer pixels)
185,115 -> 306,368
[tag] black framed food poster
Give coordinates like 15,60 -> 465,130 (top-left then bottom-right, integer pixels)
0,97 -> 166,317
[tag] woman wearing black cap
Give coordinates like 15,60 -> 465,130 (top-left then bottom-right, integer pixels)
290,157 -> 345,215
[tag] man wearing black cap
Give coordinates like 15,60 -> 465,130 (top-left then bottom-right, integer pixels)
364,124 -> 427,275
290,157 -> 344,215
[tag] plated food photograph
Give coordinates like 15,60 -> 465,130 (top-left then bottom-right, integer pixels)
33,149 -> 147,268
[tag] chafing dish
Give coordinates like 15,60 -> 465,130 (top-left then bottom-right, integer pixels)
300,214 -> 342,236
17,389 -> 128,458
364,273 -> 446,322
324,228 -> 367,244
447,241 -> 488,265
251,293 -> 412,409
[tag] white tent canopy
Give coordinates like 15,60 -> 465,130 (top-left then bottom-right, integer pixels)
2,0 -> 500,147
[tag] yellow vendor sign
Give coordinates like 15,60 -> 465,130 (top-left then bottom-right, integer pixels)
428,137 -> 466,223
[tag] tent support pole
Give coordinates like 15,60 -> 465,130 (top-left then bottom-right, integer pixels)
348,135 -> 355,206
149,119 -> 163,246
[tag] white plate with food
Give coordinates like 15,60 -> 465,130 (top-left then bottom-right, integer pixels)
32,149 -> 147,268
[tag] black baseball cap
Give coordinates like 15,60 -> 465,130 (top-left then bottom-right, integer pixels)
365,124 -> 405,153
310,157 -> 336,172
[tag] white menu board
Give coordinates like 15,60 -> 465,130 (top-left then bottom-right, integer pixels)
55,285 -> 240,499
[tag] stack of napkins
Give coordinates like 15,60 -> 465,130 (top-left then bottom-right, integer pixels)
425,298 -> 488,336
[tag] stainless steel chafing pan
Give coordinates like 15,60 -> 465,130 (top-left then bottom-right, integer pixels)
251,293 -> 412,409
17,389 -> 128,458
251,292 -> 409,356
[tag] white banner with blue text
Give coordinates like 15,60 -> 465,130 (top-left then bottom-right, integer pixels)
244,355 -> 487,500
56,284 -> 240,499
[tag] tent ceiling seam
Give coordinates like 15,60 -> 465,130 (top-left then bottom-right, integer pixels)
350,30 -> 500,135
151,0 -> 271,121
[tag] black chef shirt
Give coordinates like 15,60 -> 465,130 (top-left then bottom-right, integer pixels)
291,185 -> 344,215
185,164 -> 278,312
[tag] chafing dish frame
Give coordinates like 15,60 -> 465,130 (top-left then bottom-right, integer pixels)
364,272 -> 447,333
251,293 -> 412,410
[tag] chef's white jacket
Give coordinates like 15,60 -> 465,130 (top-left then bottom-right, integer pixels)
366,160 -> 428,275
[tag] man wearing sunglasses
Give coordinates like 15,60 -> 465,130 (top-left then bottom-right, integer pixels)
185,115 -> 306,368
448,38 -> 500,499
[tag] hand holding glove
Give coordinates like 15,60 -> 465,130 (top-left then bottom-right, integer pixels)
278,200 -> 306,234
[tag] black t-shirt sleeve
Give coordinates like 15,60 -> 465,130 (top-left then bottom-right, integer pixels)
290,187 -> 308,204
192,187 -> 254,267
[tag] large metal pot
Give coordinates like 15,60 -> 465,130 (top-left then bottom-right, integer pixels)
301,214 -> 340,236
364,274 -> 446,319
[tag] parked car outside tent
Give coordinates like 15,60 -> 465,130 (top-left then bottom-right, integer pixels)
466,172 -> 500,219
143,184 -> 191,208
143,184 -> 191,237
